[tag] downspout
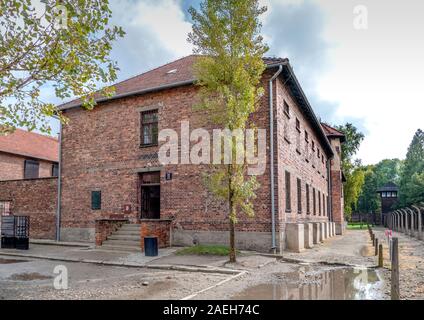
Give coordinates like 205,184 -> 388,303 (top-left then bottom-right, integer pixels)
327,157 -> 332,222
55,120 -> 63,242
269,64 -> 283,253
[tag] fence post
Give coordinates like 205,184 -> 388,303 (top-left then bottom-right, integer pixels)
391,237 -> 400,300
375,238 -> 379,256
378,244 -> 383,267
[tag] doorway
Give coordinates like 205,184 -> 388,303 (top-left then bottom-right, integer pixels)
140,172 -> 160,219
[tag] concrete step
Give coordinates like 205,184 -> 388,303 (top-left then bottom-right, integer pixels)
108,234 -> 140,241
103,239 -> 140,246
114,230 -> 140,236
120,224 -> 141,230
100,244 -> 141,252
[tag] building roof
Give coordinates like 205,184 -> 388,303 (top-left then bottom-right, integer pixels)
321,123 -> 346,143
58,54 -> 333,156
376,182 -> 399,193
0,129 -> 59,162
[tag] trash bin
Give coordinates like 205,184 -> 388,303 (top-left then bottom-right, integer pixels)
144,236 -> 158,257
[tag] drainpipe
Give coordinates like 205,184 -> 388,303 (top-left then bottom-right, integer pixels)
55,120 -> 63,242
327,157 -> 332,222
269,64 -> 283,253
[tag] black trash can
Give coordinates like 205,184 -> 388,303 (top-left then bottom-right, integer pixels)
144,236 -> 158,257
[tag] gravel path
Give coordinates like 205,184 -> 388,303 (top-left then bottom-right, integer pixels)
373,227 -> 424,300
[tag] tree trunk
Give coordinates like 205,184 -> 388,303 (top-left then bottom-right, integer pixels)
229,216 -> 236,263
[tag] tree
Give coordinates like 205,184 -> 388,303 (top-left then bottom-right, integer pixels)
399,129 -> 424,206
188,0 -> 268,262
357,159 -> 402,213
0,0 -> 124,135
335,123 -> 365,214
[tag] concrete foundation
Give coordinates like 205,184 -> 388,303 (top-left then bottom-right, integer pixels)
285,223 -> 305,253
320,222 -> 326,240
304,223 -> 314,249
172,230 -> 273,253
312,222 -> 321,244
335,222 -> 344,235
61,227 -> 95,242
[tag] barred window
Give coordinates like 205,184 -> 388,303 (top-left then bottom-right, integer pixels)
313,188 -> 316,215
297,178 -> 302,214
285,171 -> 291,212
141,110 -> 158,146
306,184 -> 310,214
318,191 -> 321,215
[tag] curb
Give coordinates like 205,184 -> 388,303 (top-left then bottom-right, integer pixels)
29,240 -> 92,248
0,251 -> 241,275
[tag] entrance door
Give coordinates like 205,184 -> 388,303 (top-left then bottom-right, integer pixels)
140,172 -> 160,219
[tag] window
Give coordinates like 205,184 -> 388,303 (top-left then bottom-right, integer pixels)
317,148 -> 320,158
285,171 -> 291,212
322,155 -> 325,164
91,191 -> 101,210
52,163 -> 59,177
312,141 -> 315,151
284,117 -> 290,143
297,178 -> 302,214
304,142 -> 309,162
24,159 -> 39,179
295,118 -> 300,131
306,184 -> 310,214
323,193 -> 326,216
305,131 -> 309,142
313,188 -> 316,215
283,101 -> 290,116
296,124 -> 301,154
140,110 -> 158,146
382,192 -> 387,198
0,201 -> 11,215
318,191 -> 321,215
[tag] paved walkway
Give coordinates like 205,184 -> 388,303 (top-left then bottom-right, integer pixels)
283,229 -> 377,267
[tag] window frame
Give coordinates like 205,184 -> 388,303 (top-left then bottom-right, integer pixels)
285,171 -> 291,213
24,159 -> 39,179
91,191 -> 101,210
140,109 -> 159,147
297,178 -> 302,214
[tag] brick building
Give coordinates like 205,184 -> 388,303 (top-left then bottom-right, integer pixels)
56,55 -> 345,253
0,129 -> 59,182
0,129 -> 59,238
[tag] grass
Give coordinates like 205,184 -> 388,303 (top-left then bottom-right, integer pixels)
347,222 -> 373,230
175,244 -> 238,256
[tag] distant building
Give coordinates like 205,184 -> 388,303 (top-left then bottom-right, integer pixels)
0,129 -> 59,181
376,182 -> 399,226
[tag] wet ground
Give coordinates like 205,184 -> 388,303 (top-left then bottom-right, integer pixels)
232,266 -> 384,300
0,229 -> 399,300
0,257 -> 229,300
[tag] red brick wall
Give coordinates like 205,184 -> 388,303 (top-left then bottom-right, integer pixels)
60,70 -> 338,251
140,220 -> 171,250
0,177 -> 57,239
0,152 -> 24,181
95,219 -> 127,246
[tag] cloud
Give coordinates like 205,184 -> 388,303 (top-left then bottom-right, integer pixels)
261,0 -> 347,125
109,0 -> 192,80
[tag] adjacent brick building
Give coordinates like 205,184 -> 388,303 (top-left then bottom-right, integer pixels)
0,129 -> 59,239
0,129 -> 59,181
57,55 -> 346,252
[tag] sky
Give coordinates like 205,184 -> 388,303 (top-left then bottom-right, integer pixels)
45,0 -> 424,165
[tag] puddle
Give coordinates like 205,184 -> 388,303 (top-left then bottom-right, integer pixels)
233,267 -> 385,300
8,272 -> 53,281
360,245 -> 374,257
0,258 -> 29,264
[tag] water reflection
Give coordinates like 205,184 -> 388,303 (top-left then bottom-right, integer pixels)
233,267 -> 384,300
